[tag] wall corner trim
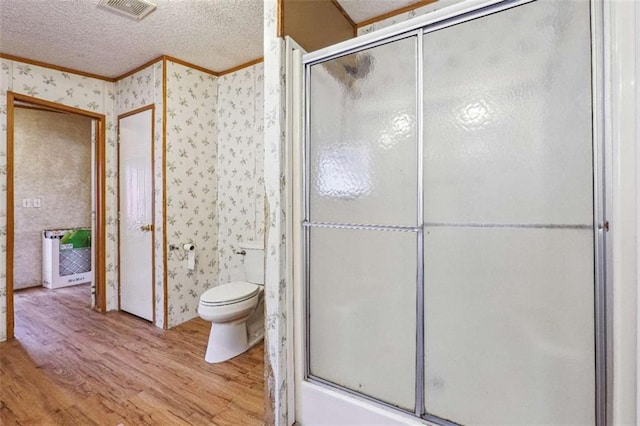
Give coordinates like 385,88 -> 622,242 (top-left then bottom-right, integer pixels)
163,56 -> 220,77
114,56 -> 166,81
1,52 -> 268,84
330,0 -> 357,35
218,58 -> 265,76
0,53 -> 116,82
161,56 -> 169,329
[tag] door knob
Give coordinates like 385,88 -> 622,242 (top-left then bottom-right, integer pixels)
139,224 -> 153,232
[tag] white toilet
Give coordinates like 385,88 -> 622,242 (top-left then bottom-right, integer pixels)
198,241 -> 265,363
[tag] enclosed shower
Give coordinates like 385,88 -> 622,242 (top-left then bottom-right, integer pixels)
301,0 -> 605,424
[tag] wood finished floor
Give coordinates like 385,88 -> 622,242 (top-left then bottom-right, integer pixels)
0,284 -> 264,425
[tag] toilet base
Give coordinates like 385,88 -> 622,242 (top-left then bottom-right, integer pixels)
204,321 -> 264,364
205,322 -> 246,363
203,296 -> 265,364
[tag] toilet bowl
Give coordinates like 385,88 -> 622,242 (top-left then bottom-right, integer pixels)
198,242 -> 265,363
198,281 -> 264,363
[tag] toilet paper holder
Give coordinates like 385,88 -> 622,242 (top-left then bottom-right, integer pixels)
169,243 -> 196,251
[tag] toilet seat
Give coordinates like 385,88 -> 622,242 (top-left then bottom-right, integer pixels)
200,281 -> 260,307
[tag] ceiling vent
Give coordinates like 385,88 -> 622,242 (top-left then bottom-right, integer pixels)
98,0 -> 157,21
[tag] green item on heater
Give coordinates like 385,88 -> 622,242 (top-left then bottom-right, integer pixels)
60,229 -> 91,249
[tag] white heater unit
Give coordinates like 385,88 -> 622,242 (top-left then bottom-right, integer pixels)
42,228 -> 92,289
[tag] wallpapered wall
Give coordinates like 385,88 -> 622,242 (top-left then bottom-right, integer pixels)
217,63 -> 265,284
0,57 -> 266,339
118,60 -> 265,329
13,108 -> 92,289
163,61 -> 265,327
0,58 -> 119,341
164,61 -> 219,327
263,0 -> 290,423
115,61 -> 166,328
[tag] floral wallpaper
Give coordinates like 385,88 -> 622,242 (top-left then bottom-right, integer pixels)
216,63 -> 265,284
263,0 -> 290,423
164,60 -> 219,328
0,56 -> 267,340
1,62 -> 11,339
0,58 -> 118,341
117,61 -> 266,329
152,61 -> 165,328
115,61 -> 166,328
116,64 -> 157,112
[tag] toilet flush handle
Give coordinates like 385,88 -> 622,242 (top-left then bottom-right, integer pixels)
234,249 -> 246,256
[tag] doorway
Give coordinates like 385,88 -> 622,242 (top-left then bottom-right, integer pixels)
6,92 -> 107,339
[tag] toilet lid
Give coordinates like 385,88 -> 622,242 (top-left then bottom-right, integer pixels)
200,281 -> 260,306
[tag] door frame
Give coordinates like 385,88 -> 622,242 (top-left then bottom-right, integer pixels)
6,91 -> 108,339
116,105 -> 156,323
285,36 -> 307,423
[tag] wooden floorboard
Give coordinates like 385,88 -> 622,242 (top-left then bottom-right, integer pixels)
0,284 -> 265,425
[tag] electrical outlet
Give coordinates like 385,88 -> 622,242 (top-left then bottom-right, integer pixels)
22,199 -> 31,208
33,198 -> 42,208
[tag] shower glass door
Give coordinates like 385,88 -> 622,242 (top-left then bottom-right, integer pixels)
422,1 -> 595,424
303,0 -> 601,424
306,36 -> 419,411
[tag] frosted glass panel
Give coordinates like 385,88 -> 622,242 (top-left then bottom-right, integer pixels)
422,0 -> 595,423
424,227 -> 595,424
423,0 -> 593,225
309,227 -> 416,410
309,37 -> 417,226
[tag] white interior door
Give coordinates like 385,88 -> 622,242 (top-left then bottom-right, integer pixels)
118,108 -> 154,322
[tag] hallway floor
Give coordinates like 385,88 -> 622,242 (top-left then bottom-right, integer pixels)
0,284 -> 264,425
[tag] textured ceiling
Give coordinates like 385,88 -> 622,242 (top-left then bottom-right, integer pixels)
0,0 -> 264,78
337,0 -> 419,23
0,0 -> 422,79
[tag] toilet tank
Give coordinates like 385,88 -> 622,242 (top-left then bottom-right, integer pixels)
240,241 -> 264,285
